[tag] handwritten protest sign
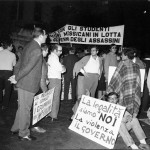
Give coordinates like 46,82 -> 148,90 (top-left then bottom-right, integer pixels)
49,24 -> 124,45
69,95 -> 126,149
108,66 -> 145,92
32,88 -> 54,125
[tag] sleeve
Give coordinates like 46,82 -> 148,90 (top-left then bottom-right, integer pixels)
73,56 -> 89,77
99,57 -> 103,78
12,54 -> 16,67
104,54 -> 110,81
134,70 -> 141,115
15,49 -> 42,81
147,68 -> 150,92
13,56 -> 21,76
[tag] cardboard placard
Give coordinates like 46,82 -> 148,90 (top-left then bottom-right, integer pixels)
69,95 -> 126,149
32,88 -> 54,125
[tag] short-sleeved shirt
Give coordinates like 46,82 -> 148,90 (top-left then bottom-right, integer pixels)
0,50 -> 16,71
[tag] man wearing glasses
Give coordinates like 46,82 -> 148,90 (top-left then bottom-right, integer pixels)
47,44 -> 66,121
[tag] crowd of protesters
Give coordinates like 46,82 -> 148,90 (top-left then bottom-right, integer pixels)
0,26 -> 150,149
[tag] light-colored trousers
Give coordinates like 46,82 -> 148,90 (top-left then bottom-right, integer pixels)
11,88 -> 35,137
48,78 -> 61,119
83,73 -> 99,97
72,74 -> 99,119
119,117 -> 146,147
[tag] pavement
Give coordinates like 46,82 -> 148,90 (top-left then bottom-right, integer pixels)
0,90 -> 150,150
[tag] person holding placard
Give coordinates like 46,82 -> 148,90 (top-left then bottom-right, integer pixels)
107,47 -> 141,126
106,92 -> 148,150
104,44 -> 118,86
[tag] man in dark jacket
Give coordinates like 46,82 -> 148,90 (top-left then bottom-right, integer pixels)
10,27 -> 47,141
63,47 -> 79,102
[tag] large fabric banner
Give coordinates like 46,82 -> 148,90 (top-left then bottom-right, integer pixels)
69,95 -> 126,149
49,24 -> 124,45
32,88 -> 55,125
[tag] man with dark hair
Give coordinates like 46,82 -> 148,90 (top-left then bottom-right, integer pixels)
73,46 -> 103,98
10,27 -> 47,141
104,44 -> 118,86
106,91 -> 147,149
0,40 -> 16,110
63,47 -> 79,102
47,44 -> 66,121
107,47 -> 141,122
71,46 -> 103,120
30,43 -> 48,133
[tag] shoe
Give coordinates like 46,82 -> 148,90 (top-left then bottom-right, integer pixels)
18,135 -> 36,141
51,118 -> 58,122
11,131 -> 19,135
31,127 -> 46,133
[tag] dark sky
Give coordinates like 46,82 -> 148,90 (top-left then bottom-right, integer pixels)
0,0 -> 150,53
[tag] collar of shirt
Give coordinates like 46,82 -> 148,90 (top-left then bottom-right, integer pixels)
90,55 -> 99,61
109,52 -> 116,56
34,39 -> 41,46
132,57 -> 136,63
51,52 -> 59,59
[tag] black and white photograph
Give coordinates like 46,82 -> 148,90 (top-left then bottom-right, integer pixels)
0,0 -> 150,149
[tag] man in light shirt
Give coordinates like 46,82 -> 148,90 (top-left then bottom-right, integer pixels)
73,46 -> 103,98
0,40 -> 16,110
71,46 -> 103,121
47,44 -> 66,121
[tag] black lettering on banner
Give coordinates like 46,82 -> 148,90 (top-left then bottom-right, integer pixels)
68,25 -> 77,31
82,27 -> 109,32
60,37 -> 69,42
70,37 -> 86,43
93,32 -> 99,37
68,25 -> 72,30
63,31 -> 91,37
80,26 -> 83,31
53,38 -> 59,42
88,38 -> 120,44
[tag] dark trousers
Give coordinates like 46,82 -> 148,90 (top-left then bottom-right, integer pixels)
141,80 -> 150,111
64,75 -> 77,101
0,70 -> 13,107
